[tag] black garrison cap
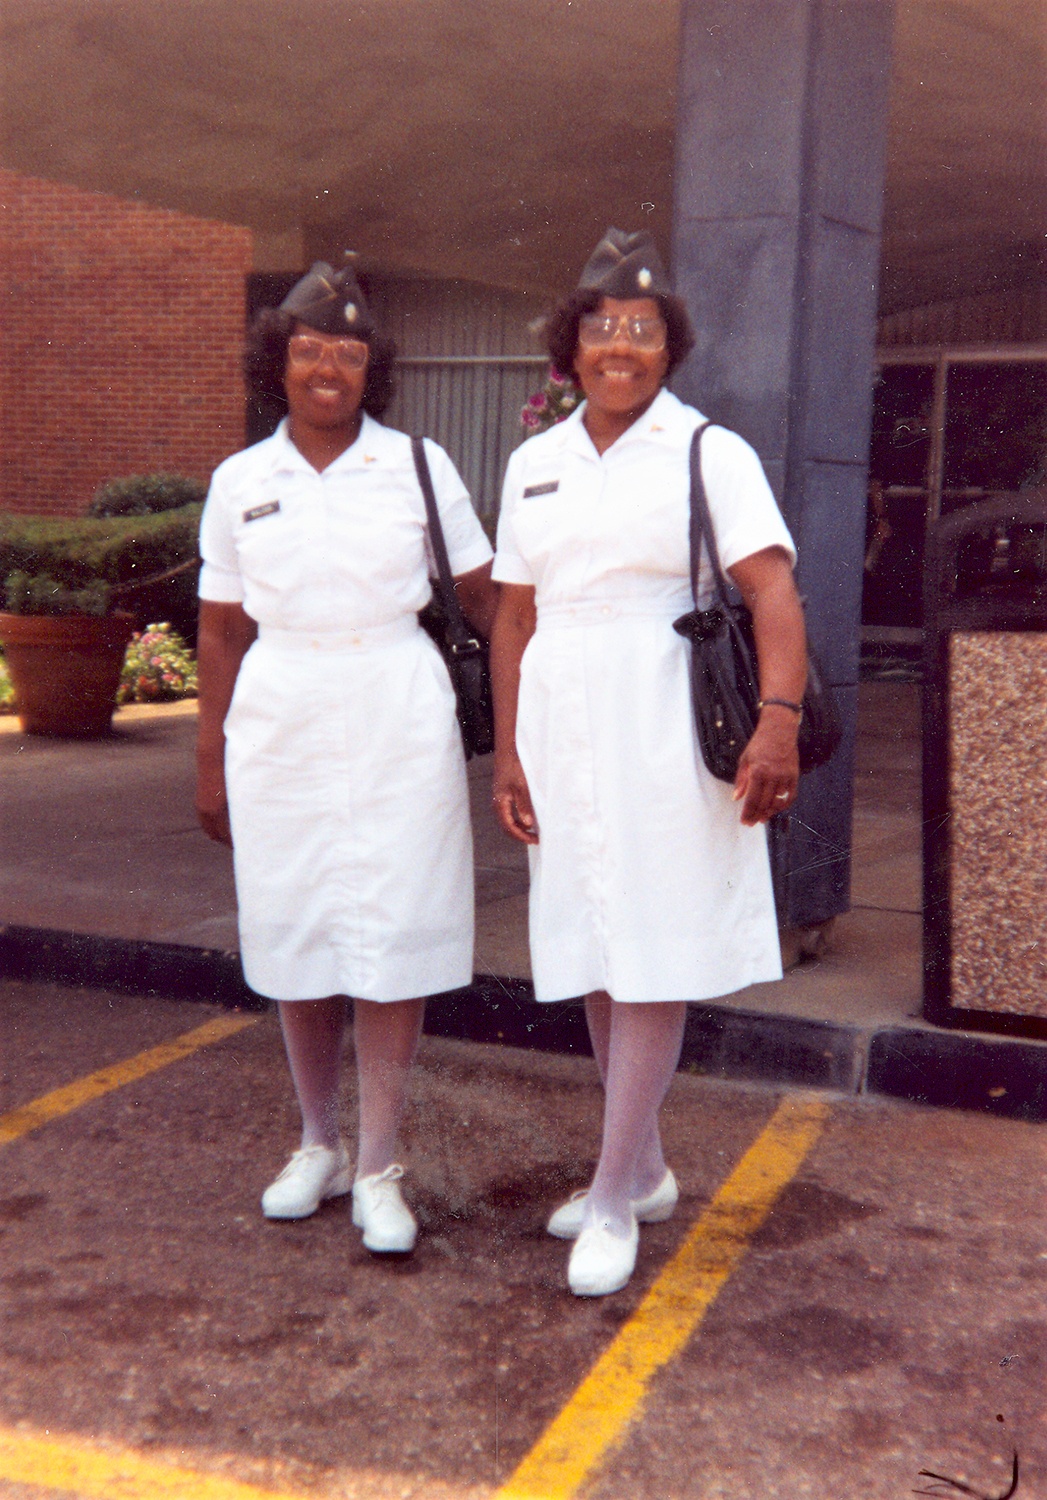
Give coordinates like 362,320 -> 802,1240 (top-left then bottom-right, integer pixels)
280,259 -> 374,336
576,228 -> 672,298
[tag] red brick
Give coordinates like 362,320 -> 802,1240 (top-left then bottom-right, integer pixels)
0,169 -> 253,517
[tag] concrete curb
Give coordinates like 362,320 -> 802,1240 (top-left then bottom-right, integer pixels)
3,924 -> 1046,1123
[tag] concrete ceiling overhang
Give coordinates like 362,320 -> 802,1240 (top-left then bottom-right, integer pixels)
1,0 -> 1044,313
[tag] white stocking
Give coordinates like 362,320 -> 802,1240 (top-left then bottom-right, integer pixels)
585,999 -> 687,1237
277,997 -> 347,1151
352,997 -> 425,1180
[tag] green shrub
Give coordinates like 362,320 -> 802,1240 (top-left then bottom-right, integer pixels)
117,622 -> 198,704
88,473 -> 207,518
0,652 -> 14,714
0,506 -> 202,617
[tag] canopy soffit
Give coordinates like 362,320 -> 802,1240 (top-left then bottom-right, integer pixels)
1,0 -> 1043,312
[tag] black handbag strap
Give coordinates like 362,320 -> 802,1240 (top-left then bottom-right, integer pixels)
410,436 -> 477,652
687,421 -> 735,610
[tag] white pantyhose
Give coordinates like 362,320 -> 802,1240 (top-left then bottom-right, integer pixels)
352,996 -> 425,1179
583,993 -> 687,1238
276,995 -> 424,1177
278,996 -> 347,1151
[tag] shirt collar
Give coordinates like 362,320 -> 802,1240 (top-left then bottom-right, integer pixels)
271,412 -> 384,474
558,386 -> 703,458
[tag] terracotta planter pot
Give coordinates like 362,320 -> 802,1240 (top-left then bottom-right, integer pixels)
0,611 -> 136,738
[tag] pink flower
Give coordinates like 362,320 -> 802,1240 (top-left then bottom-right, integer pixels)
528,392 -> 548,410
521,408 -> 541,429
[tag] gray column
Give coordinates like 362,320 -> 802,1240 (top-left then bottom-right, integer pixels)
671,0 -> 895,927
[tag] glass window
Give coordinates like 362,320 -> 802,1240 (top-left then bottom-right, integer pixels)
868,364 -> 935,488
942,361 -> 1047,511
863,364 -> 935,628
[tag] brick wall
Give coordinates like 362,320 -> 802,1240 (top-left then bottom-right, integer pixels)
0,170 -> 253,517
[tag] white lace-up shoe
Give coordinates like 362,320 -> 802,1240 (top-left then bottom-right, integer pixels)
567,1214 -> 639,1297
261,1142 -> 352,1220
547,1168 -> 679,1240
352,1164 -> 418,1253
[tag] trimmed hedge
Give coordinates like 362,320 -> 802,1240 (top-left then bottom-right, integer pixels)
0,505 -> 202,617
88,473 -> 208,519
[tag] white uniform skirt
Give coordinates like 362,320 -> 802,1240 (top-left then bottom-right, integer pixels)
517,602 -> 782,1003
224,618 -> 474,1002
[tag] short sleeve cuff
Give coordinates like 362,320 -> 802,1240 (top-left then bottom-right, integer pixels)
448,535 -> 494,577
198,561 -> 245,603
491,554 -> 534,586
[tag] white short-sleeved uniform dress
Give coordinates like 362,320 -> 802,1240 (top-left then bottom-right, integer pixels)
198,415 -> 493,1003
492,387 -> 797,1004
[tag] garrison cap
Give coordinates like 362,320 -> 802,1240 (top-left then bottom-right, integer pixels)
280,259 -> 374,337
576,228 -> 672,298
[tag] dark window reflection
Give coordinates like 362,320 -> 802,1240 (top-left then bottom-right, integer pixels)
942,362 -> 1047,511
868,364 -> 934,488
863,364 -> 934,627
954,521 -> 1047,599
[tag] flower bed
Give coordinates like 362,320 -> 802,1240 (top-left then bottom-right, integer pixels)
117,623 -> 198,705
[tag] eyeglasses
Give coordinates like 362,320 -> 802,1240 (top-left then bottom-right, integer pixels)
578,312 -> 667,352
288,333 -> 369,372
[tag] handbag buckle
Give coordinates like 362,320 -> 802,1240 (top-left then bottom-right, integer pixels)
448,637 -> 483,661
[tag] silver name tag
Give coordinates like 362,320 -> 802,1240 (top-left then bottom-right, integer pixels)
243,501 -> 281,523
523,481 -> 559,498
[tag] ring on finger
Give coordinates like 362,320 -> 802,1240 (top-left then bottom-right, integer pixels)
775,791 -> 790,801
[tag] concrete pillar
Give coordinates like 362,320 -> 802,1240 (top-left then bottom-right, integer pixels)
671,0 -> 895,927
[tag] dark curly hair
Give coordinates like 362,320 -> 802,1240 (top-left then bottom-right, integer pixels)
245,307 -> 398,421
544,288 -> 695,383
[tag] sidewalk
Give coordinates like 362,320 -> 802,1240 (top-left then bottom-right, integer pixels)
2,683 -> 1045,1119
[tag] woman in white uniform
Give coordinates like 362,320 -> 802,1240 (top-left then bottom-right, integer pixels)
196,262 -> 496,1253
490,229 -> 807,1296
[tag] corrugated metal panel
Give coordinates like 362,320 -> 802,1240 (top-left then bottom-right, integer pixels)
367,275 -> 545,357
386,358 -> 546,525
878,285 -> 1047,348
367,274 -> 551,525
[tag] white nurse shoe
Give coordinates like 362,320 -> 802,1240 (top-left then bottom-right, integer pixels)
547,1168 -> 679,1239
352,1163 -> 418,1253
261,1142 -> 353,1220
567,1214 -> 639,1297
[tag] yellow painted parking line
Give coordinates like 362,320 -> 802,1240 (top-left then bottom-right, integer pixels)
0,1424 -> 303,1499
0,1014 -> 258,1147
496,1092 -> 830,1500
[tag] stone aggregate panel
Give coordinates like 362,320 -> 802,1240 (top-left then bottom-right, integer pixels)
948,630 -> 1047,1019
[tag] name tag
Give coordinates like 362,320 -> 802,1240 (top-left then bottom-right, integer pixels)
523,481 -> 559,498
242,501 -> 281,523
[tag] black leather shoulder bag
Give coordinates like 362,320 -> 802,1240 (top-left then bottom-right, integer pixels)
672,422 -> 842,783
411,436 -> 495,759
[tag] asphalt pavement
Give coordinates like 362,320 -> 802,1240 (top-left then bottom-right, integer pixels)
0,977 -> 1043,1500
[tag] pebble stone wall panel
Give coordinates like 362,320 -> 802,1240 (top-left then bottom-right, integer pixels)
949,630 -> 1047,1018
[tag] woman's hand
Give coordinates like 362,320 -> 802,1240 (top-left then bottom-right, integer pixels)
489,582 -> 538,843
196,755 -> 233,846
733,706 -> 801,825
492,752 -> 539,844
195,600 -> 258,848
727,546 -> 807,826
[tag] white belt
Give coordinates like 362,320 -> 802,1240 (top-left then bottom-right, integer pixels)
258,618 -> 419,652
537,599 -> 691,628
